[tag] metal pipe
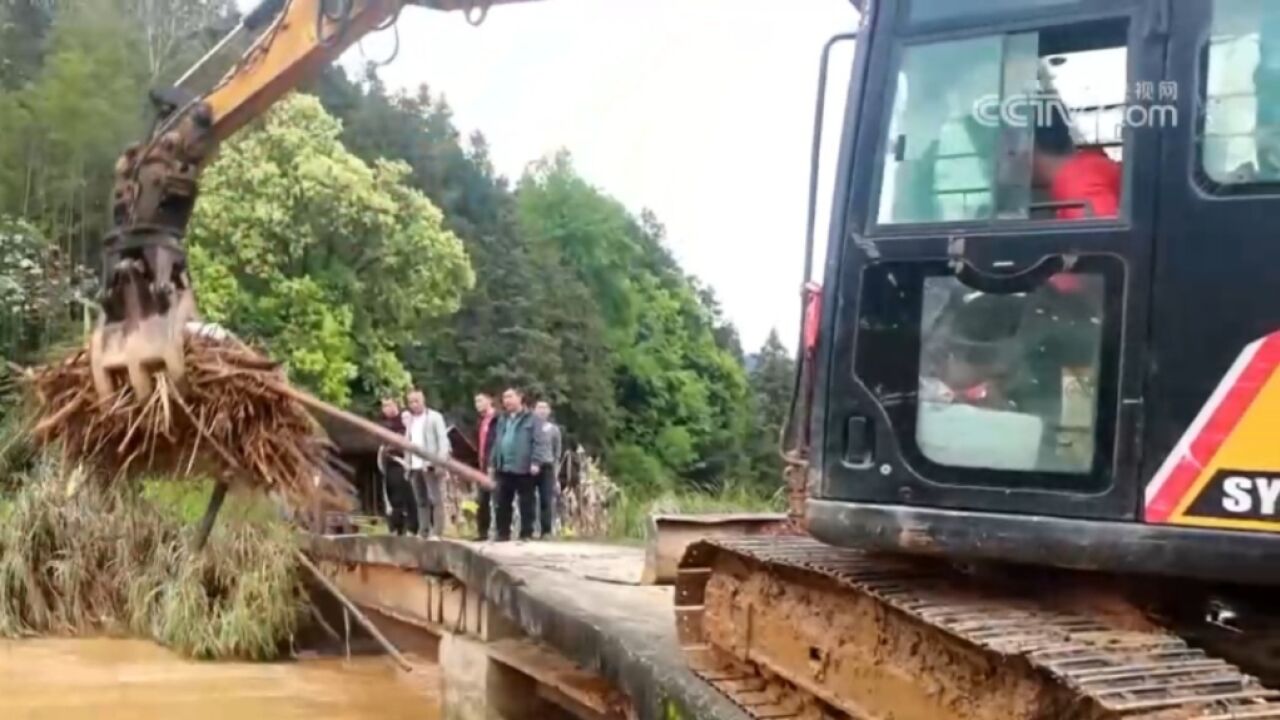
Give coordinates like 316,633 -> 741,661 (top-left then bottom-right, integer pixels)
801,32 -> 858,289
267,380 -> 495,491
186,323 -> 494,491
174,0 -> 292,89
176,24 -> 246,89
781,31 -> 859,465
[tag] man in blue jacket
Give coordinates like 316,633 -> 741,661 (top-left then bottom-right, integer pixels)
488,387 -> 553,541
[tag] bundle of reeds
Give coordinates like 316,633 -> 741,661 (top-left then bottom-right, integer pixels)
23,334 -> 352,512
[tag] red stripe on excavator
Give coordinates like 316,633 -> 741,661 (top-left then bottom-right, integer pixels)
1145,334 -> 1280,523
1144,339 -> 1262,516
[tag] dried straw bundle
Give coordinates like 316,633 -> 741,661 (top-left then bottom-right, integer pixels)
24,335 -> 352,512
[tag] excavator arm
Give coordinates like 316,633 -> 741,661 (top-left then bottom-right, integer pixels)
93,0 -> 538,399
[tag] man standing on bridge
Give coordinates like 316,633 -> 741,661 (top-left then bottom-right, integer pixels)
404,389 -> 451,540
489,387 -> 553,542
533,399 -> 562,539
472,391 -> 499,541
377,396 -> 415,536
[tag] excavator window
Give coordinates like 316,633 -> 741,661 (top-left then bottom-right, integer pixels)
907,0 -> 1077,23
1201,0 -> 1280,187
850,254 -> 1119,492
875,19 -> 1129,225
916,273 -> 1104,475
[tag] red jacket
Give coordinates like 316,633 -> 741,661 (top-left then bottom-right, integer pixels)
476,411 -> 496,472
1047,150 -> 1121,294
1052,149 -> 1121,220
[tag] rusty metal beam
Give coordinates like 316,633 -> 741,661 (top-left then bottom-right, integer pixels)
642,513 -> 789,585
488,638 -> 630,720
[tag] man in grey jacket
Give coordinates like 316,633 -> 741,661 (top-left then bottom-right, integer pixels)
489,387 -> 553,541
403,389 -> 451,539
533,400 -> 562,538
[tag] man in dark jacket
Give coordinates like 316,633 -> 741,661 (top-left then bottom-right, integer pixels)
472,391 -> 499,541
488,387 -> 553,541
376,397 -> 415,535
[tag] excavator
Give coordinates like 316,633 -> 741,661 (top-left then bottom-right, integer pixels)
89,0 -> 1280,717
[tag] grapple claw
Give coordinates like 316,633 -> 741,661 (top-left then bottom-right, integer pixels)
90,254 -> 195,400
90,299 -> 193,400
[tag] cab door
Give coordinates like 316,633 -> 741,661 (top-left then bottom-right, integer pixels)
817,0 -> 1166,520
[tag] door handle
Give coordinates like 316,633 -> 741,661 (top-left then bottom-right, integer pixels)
952,254 -> 1075,295
1029,199 -> 1098,219
844,415 -> 875,468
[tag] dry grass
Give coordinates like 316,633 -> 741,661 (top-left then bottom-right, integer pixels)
0,458 -> 305,659
559,450 -> 620,539
23,335 -> 351,512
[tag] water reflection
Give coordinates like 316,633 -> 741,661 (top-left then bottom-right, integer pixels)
0,638 -> 439,720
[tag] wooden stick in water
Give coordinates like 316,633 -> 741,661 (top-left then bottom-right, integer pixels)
192,481 -> 230,552
296,550 -> 413,673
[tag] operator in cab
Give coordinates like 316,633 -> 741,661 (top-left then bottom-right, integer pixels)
1032,112 -> 1122,222
920,114 -> 1114,474
1031,110 -> 1121,306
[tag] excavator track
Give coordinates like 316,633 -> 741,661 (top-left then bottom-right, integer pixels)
675,536 -> 1280,720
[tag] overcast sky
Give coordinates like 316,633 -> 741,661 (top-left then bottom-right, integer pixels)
282,1 -> 861,352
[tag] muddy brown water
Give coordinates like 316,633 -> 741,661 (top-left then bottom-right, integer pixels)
0,638 -> 440,719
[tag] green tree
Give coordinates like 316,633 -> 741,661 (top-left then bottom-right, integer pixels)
187,94 -> 474,405
517,153 -> 753,491
518,152 -> 642,338
122,0 -> 236,82
0,215 -> 92,363
312,67 -> 774,498
745,330 -> 797,490
0,1 -> 149,267
314,71 -> 618,446
0,1 -> 53,91
0,0 -> 236,273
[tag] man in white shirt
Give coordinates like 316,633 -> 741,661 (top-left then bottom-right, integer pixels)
403,389 -> 451,539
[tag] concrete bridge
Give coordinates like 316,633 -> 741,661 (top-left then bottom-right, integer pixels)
308,535 -> 751,720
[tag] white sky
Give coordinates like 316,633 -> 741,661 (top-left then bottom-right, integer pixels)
244,0 -> 862,352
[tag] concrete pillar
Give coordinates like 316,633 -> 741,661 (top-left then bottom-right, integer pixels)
439,634 -> 570,720
440,634 -> 498,720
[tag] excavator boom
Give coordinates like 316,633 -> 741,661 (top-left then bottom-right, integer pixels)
92,0 -> 539,399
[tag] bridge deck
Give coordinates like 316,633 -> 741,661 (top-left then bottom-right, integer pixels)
308,535 -> 749,720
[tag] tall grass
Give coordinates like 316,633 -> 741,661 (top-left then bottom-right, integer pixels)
606,480 -> 785,541
0,383 -> 35,482
0,458 -> 304,660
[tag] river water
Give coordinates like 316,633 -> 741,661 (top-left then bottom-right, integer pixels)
0,638 -> 440,720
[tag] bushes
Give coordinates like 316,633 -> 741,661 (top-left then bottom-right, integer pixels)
0,460 -> 305,660
603,471 -> 785,542
598,440 -> 786,541
0,216 -> 93,365
605,444 -> 670,498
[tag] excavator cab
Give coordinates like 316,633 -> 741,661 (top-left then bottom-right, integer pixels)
808,0 -> 1280,584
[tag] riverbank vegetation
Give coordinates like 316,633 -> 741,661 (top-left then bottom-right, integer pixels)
0,461 -> 304,660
